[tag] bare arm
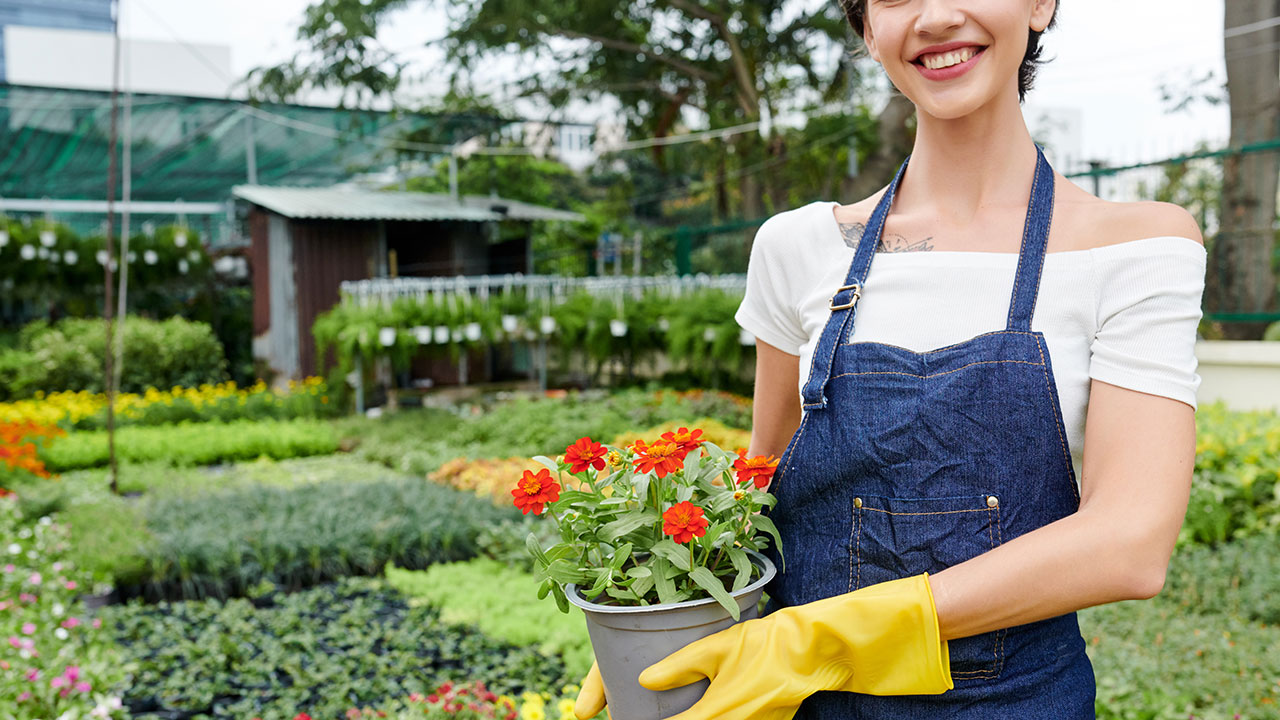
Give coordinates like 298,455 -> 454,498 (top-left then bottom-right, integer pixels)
747,339 -> 802,478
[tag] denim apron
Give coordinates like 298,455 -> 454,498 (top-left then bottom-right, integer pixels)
759,144 -> 1096,719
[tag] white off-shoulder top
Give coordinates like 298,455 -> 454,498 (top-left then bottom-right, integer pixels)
734,200 -> 1208,487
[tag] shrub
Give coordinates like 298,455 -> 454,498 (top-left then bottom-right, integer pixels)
3,316 -> 229,400
89,475 -> 520,602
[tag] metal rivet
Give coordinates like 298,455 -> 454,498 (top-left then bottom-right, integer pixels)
986,495 -> 999,508
854,497 -> 863,509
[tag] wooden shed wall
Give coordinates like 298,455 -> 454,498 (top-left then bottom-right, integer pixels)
290,219 -> 377,377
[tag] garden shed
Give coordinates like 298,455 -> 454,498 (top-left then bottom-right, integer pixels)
234,185 -> 583,383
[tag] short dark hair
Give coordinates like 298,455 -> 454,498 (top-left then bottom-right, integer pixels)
837,0 -> 1059,103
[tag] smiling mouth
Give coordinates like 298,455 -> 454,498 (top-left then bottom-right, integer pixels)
911,46 -> 988,68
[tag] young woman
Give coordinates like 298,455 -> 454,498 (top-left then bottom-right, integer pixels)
576,1 -> 1206,718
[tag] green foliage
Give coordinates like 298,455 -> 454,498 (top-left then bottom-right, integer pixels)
387,558 -> 596,681
42,418 -> 340,472
1,315 -> 229,400
88,473 -> 520,602
1181,402 -> 1280,546
1083,534 -> 1280,719
102,577 -> 570,720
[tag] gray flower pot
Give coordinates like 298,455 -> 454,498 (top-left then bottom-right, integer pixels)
565,549 -> 777,720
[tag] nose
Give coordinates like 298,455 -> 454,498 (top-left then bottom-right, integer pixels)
914,0 -> 965,35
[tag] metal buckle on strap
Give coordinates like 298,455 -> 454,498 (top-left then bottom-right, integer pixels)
828,283 -> 861,311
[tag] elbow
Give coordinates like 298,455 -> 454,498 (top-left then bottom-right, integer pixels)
1115,534 -> 1172,600
1123,562 -> 1167,600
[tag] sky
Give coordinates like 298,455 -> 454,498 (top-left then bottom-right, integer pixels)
117,0 -> 1233,172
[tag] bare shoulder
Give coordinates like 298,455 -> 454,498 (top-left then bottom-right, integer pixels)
1080,197 -> 1205,251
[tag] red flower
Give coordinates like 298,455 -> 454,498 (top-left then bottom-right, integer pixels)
564,437 -> 608,474
659,427 -> 704,460
512,468 -> 561,515
663,501 -> 710,544
733,451 -> 779,489
631,439 -> 685,478
293,714 -> 312,720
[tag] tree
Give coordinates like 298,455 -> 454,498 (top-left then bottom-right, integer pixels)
1208,0 -> 1280,339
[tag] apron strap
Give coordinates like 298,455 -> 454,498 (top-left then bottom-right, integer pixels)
799,153 -> 911,411
1004,144 -> 1055,332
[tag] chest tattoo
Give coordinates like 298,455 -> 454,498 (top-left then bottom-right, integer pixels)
838,221 -> 937,253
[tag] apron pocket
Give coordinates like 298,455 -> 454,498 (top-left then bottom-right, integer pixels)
851,493 -> 1006,680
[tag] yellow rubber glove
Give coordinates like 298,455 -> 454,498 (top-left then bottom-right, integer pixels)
573,660 -> 611,720
635,572 -> 953,720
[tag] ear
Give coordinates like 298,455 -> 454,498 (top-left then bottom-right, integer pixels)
1030,0 -> 1056,32
862,14 -> 881,64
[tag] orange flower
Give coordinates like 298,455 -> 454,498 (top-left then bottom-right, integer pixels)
658,427 -> 704,460
733,451 -> 779,489
663,501 -> 710,544
631,439 -> 685,479
511,468 -> 561,515
564,437 -> 607,475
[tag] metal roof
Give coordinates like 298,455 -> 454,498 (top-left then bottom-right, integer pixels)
232,185 -> 585,223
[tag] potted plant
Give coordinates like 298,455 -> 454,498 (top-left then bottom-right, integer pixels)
513,429 -> 784,720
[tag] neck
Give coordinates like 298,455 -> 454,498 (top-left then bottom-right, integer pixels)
894,84 -> 1040,228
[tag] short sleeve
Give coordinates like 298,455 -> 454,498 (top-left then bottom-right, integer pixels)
1089,240 -> 1207,409
735,214 -> 809,355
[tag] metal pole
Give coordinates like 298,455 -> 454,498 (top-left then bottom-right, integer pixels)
354,354 -> 365,415
103,0 -> 122,495
113,41 -> 133,396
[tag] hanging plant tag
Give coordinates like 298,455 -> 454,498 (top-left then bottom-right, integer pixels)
433,326 -> 450,344
540,316 -> 557,334
465,322 -> 483,341
609,319 -> 627,337
379,327 -> 397,347
502,315 -> 519,333
414,326 -> 432,344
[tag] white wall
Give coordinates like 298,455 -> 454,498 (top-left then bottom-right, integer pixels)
4,25 -> 232,97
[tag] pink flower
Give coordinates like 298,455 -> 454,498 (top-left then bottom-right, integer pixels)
51,676 -> 68,689
92,618 -> 102,629
64,665 -> 81,682
0,600 -> 10,610
75,681 -> 91,693
65,580 -> 77,590
61,617 -> 80,629
19,593 -> 36,603
27,572 -> 41,585
51,562 -> 62,572
16,691 -> 30,702
24,668 -> 39,681
2,563 -> 13,573
7,636 -> 19,648
20,622 -> 35,635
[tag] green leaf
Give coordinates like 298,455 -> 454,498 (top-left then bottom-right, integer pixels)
525,532 -> 549,566
749,514 -> 785,573
611,543 -> 634,571
728,548 -> 752,591
676,483 -> 694,503
606,586 -> 639,602
650,538 -> 692,572
690,566 -> 739,621
533,455 -> 561,474
600,510 -> 658,542
653,557 -> 676,604
626,565 -> 652,579
630,573 -> 655,599
545,558 -> 586,584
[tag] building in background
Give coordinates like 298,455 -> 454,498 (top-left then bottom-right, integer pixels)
0,0 -> 113,82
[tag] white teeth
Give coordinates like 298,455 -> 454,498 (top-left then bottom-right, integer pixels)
921,46 -> 979,70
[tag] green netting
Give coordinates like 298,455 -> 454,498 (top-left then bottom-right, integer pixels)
0,84 -> 502,202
